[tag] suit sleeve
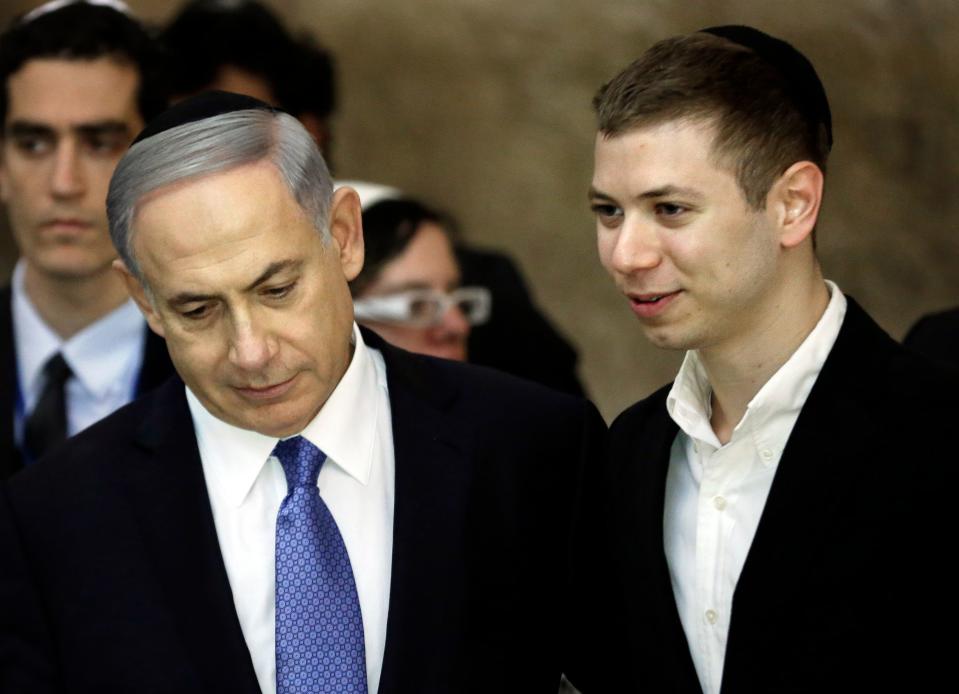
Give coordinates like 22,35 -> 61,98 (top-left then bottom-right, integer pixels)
0,486 -> 62,693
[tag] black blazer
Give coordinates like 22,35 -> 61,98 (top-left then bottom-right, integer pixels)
0,331 -> 605,693
0,286 -> 174,478
567,298 -> 957,693
903,306 -> 959,369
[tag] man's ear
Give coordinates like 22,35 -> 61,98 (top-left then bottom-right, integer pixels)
327,186 -> 365,281
769,161 -> 823,249
112,259 -> 165,338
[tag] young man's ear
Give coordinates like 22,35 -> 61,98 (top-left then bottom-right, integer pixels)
112,259 -> 165,338
771,161 -> 824,248
327,186 -> 365,281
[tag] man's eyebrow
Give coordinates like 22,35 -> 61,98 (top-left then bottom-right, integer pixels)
169,291 -> 217,308
74,121 -> 134,139
167,261 -> 303,308
244,259 -> 303,292
5,120 -> 132,139
587,184 -> 703,202
6,121 -> 55,138
587,186 -> 614,201
636,184 -> 704,201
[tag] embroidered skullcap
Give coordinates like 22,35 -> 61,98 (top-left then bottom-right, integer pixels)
20,0 -> 132,24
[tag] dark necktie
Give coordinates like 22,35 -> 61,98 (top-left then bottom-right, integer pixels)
273,436 -> 367,694
23,352 -> 72,462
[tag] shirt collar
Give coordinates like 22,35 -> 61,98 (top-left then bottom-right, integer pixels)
187,322 -> 383,507
11,259 -> 146,403
667,280 -> 848,450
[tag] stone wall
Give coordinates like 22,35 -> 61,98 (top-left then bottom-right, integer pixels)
3,0 -> 957,419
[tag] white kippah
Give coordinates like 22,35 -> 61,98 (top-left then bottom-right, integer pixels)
21,0 -> 133,25
335,180 -> 404,210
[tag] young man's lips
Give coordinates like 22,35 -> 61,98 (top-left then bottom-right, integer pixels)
627,290 -> 681,319
234,375 -> 297,401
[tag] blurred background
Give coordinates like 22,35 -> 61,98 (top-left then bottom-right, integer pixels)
2,0 -> 957,420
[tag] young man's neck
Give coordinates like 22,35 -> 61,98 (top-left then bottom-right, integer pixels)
23,262 -> 131,340
701,271 -> 831,445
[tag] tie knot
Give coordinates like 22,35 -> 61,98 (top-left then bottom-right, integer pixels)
272,435 -> 327,490
43,352 -> 72,385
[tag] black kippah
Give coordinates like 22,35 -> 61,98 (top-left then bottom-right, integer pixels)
700,25 -> 833,150
132,90 -> 279,145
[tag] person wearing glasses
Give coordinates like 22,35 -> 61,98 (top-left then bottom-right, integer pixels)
351,197 -> 490,362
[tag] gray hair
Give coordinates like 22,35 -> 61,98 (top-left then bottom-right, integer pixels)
107,109 -> 333,281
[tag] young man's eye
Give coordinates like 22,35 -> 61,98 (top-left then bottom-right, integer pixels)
655,202 -> 687,217
83,133 -> 127,156
12,136 -> 52,156
590,203 -> 623,220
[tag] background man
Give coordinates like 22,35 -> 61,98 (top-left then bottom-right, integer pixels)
568,26 -> 955,693
0,0 -> 172,476
0,93 -> 604,693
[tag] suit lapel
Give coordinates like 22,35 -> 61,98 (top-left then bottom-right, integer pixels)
370,337 -> 475,694
0,292 -> 174,478
724,299 -> 886,687
123,380 -> 261,694
618,397 -> 702,691
0,287 -> 22,477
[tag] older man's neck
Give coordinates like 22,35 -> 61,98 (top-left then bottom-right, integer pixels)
23,262 -> 132,340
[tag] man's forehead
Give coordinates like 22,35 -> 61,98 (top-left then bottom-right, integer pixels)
4,56 -> 141,127
132,162 -> 308,266
592,119 -> 739,194
597,115 -> 721,149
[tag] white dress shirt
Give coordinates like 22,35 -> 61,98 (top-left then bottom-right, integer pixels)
188,323 -> 395,694
11,259 -> 146,443
663,281 -> 847,694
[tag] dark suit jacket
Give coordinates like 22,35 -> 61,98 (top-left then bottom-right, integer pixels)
567,298 -> 956,693
903,306 -> 959,369
0,330 -> 605,693
0,286 -> 174,478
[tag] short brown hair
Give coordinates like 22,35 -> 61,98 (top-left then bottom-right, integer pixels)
594,29 -> 832,209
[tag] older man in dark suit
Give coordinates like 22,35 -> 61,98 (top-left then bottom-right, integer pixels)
568,26 -> 957,694
0,92 -> 604,693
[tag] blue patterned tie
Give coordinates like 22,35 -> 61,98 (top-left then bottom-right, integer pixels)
273,436 -> 368,694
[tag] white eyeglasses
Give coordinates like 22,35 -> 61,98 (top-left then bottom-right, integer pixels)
353,286 -> 492,328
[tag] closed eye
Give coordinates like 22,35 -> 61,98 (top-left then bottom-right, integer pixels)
263,281 -> 297,300
181,304 -> 212,320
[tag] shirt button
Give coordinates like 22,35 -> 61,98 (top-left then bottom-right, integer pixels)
713,495 -> 727,511
759,448 -> 775,465
705,609 -> 718,625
